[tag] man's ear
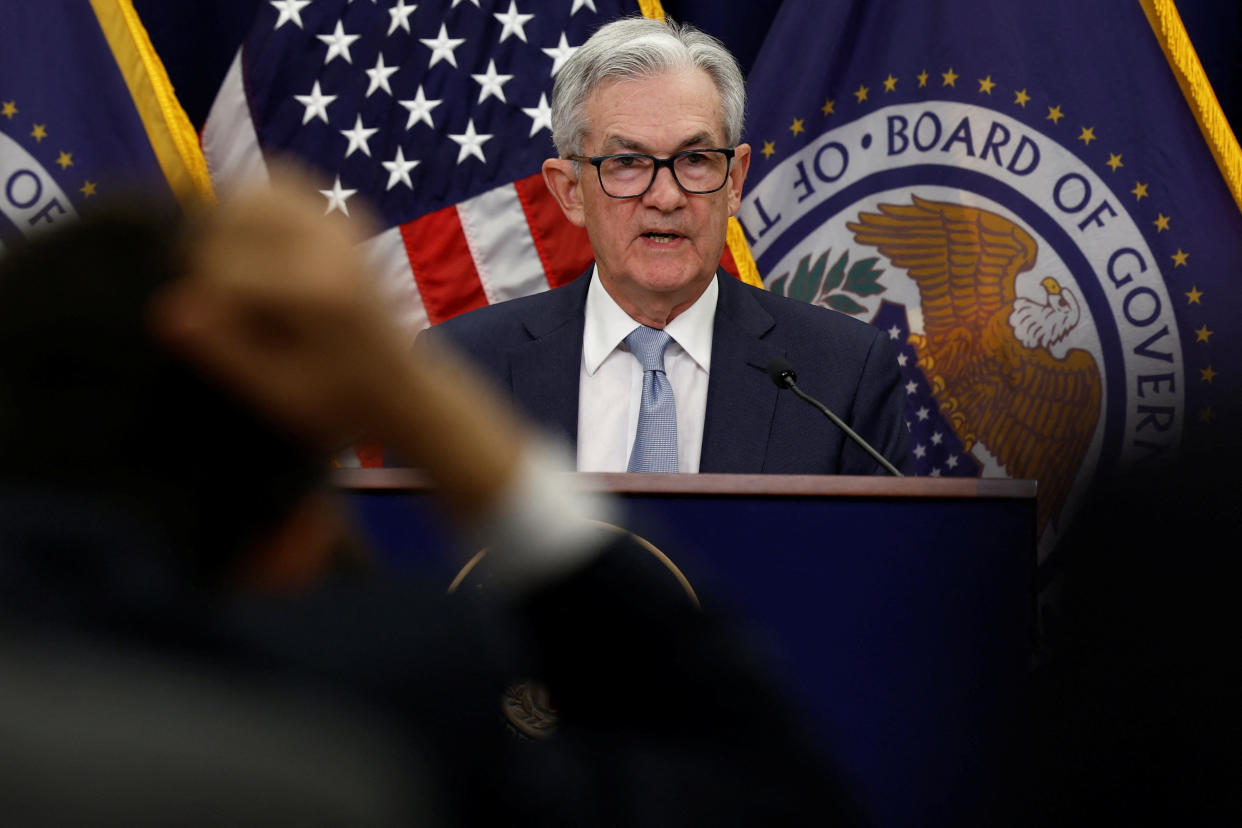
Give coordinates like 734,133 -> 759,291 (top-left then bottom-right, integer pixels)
726,143 -> 751,217
542,158 -> 586,227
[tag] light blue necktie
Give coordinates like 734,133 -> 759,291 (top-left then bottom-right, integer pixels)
626,325 -> 678,473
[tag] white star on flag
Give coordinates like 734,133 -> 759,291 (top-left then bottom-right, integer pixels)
542,33 -> 577,76
293,80 -> 336,124
318,20 -> 360,64
382,146 -> 420,189
270,0 -> 311,30
398,86 -> 442,130
388,0 -> 417,35
571,0 -> 597,13
421,24 -> 466,69
340,114 -> 379,157
522,92 -> 552,136
366,53 -> 400,97
449,119 -> 492,164
494,2 -> 535,43
320,175 -> 357,215
471,60 -> 513,104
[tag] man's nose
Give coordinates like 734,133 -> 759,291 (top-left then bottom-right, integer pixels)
642,164 -> 686,210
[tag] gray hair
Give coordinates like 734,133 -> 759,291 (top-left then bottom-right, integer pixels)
550,16 -> 746,158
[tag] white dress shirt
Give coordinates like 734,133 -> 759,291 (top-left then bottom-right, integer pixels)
576,267 -> 716,473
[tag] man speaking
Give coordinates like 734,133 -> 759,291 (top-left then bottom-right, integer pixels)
432,16 -> 911,475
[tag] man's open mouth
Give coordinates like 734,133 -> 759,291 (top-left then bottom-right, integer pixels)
642,232 -> 682,243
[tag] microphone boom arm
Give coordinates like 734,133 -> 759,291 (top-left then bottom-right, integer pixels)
783,381 -> 904,477
766,357 -> 904,477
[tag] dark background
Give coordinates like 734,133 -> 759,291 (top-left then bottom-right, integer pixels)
133,1 -> 1241,137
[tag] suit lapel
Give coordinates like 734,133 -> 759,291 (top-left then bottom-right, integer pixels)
508,273 -> 590,446
699,274 -> 784,473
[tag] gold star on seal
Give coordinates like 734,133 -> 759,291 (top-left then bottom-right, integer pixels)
1195,324 -> 1214,343
854,84 -> 869,103
1131,181 -> 1149,201
1185,285 -> 1203,304
1046,105 -> 1064,124
978,75 -> 995,94
1,100 -> 16,119
30,123 -> 47,142
1014,89 -> 1031,107
916,70 -> 929,88
941,67 -> 958,87
1078,126 -> 1096,145
789,117 -> 804,136
1200,365 -> 1217,384
761,140 -> 775,159
56,151 -> 73,169
80,180 -> 98,198
883,74 -> 898,92
1154,213 -> 1171,232
821,98 -> 835,115
1106,153 -> 1123,171
1171,248 -> 1189,267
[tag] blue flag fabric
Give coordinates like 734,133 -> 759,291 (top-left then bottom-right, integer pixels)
738,0 -> 1242,548
0,2 -> 210,252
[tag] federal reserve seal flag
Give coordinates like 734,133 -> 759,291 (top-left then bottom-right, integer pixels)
0,1 -> 212,252
739,0 -> 1242,558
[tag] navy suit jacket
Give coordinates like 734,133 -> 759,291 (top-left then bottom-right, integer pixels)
432,269 -> 912,475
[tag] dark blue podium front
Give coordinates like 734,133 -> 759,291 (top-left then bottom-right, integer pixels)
336,471 -> 1036,827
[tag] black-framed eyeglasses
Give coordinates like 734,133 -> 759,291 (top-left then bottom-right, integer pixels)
568,148 -> 735,199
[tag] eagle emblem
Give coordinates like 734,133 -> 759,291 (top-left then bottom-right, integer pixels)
847,196 -> 1102,531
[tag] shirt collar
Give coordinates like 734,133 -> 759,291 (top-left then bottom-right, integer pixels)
664,276 -> 716,373
582,266 -> 718,375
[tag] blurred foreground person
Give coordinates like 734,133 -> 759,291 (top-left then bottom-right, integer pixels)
0,175 -> 861,825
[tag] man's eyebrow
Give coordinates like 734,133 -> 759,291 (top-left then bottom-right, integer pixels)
675,132 -> 717,150
601,132 -> 719,154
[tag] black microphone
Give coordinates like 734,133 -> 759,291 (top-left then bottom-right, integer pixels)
765,357 -> 904,477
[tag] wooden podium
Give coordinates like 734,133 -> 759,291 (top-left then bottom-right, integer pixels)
335,471 -> 1036,827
